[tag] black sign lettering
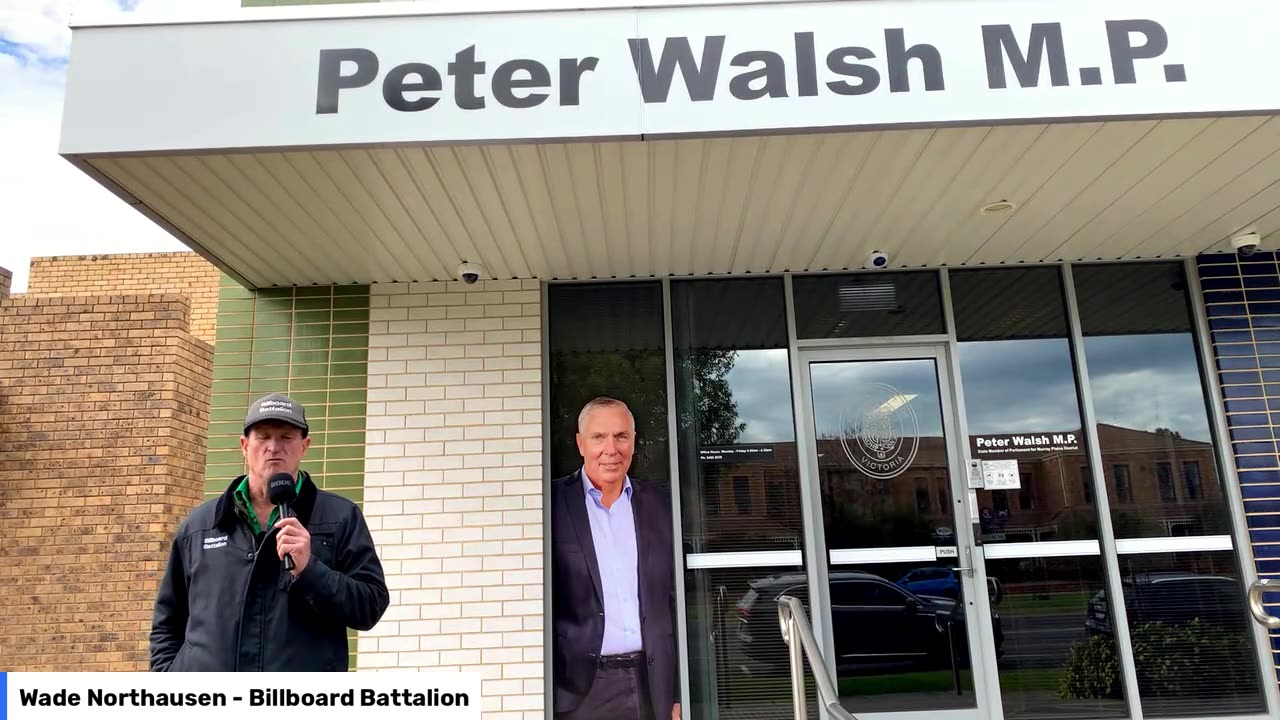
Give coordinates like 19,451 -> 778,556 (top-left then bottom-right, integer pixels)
316,48 -> 378,114
449,45 -> 487,110
885,29 -> 944,92
983,23 -> 1069,88
795,32 -> 819,97
312,16 -> 1189,115
559,57 -> 599,106
382,62 -> 442,112
628,36 -> 725,102
826,46 -> 880,95
729,50 -> 789,100
494,59 -> 551,109
1107,19 -> 1168,84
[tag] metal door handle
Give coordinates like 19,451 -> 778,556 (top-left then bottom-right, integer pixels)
1247,579 -> 1280,630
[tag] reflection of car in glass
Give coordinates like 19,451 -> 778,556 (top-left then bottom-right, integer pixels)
898,567 -> 960,598
1085,573 -> 1249,636
735,571 -> 1003,675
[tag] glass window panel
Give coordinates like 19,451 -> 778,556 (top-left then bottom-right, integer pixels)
547,282 -> 670,486
985,556 -> 1127,720
673,278 -> 802,554
1114,552 -> 1266,717
1075,263 -> 1192,336
792,271 -> 945,339
686,565 -> 818,720
1074,264 -> 1232,539
810,358 -> 957,550
827,559 -> 978,713
950,267 -> 1069,341
952,268 -> 1100,544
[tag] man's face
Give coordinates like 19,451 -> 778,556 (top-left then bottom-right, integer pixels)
576,405 -> 635,487
241,421 -> 310,483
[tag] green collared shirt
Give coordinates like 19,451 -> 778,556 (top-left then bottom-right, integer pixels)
233,474 -> 304,535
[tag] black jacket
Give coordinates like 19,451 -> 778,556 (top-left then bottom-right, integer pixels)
551,472 -> 678,718
150,472 -> 389,671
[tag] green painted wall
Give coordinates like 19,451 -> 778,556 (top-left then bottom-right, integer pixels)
206,276 -> 370,506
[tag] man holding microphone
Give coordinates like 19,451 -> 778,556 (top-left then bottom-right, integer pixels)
150,393 -> 389,671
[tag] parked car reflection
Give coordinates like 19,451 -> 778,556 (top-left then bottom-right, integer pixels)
898,567 -> 960,599
1084,571 -> 1251,636
734,570 -> 1004,676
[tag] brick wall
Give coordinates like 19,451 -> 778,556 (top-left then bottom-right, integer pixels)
361,280 -> 543,717
1196,251 -> 1280,682
0,266 -> 11,300
0,293 -> 213,671
25,253 -> 221,344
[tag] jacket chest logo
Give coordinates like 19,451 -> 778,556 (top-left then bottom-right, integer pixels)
202,534 -> 228,550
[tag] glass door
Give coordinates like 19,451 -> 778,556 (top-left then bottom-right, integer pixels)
798,346 -> 998,720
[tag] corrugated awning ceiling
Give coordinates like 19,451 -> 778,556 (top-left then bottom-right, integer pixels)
85,115 -> 1280,288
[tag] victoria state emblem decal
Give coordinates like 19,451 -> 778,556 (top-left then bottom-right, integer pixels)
838,383 -> 920,480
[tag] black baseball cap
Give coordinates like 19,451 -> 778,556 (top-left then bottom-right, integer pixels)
244,393 -> 309,437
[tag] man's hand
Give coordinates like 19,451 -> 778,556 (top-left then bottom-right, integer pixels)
274,517 -> 311,576
672,703 -> 681,720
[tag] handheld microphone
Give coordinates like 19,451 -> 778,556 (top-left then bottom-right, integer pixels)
267,472 -> 299,571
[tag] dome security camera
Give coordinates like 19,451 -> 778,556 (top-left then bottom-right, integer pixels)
457,261 -> 485,284
865,250 -> 890,270
1231,232 -> 1261,257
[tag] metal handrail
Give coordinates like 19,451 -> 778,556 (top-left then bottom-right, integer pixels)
777,595 -> 856,720
1247,578 -> 1280,630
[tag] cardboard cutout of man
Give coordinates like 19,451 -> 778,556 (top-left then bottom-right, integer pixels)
551,397 -> 680,720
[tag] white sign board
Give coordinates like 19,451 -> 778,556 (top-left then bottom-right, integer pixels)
60,0 -> 1280,155
981,459 -> 1022,490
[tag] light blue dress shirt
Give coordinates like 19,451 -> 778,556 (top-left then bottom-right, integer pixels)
582,469 -> 644,655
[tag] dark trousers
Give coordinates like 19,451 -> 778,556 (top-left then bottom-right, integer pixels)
558,664 -> 654,720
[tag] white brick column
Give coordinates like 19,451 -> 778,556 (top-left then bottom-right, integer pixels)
361,279 -> 544,720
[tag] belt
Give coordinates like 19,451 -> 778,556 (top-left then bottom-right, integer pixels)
598,652 -> 645,669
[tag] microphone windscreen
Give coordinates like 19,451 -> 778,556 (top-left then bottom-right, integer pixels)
267,472 -> 298,505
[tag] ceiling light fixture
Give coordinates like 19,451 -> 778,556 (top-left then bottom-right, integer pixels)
980,200 -> 1017,215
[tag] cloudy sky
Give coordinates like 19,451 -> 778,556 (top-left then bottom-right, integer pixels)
717,334 -> 1213,445
0,0 -> 239,292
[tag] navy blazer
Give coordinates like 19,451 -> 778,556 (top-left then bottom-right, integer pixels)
551,471 -> 678,718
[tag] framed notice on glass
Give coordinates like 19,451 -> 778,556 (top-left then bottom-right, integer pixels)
981,459 -> 1021,490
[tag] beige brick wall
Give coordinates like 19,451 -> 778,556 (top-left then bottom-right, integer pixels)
0,266 -> 11,300
362,280 -> 543,718
25,252 -> 221,344
0,293 -> 213,671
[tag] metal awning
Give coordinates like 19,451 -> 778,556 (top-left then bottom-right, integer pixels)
59,0 -> 1280,288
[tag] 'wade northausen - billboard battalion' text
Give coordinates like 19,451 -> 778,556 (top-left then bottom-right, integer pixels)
19,688 -> 471,708
316,20 -> 1186,113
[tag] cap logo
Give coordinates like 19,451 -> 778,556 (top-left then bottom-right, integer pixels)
258,399 -> 295,415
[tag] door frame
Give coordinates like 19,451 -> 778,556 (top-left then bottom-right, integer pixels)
792,341 -> 1006,720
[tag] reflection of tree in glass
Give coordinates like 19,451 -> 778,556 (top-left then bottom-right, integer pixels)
1058,622 -> 1259,701
678,350 -> 746,446
549,350 -> 670,483
1054,509 -> 1097,540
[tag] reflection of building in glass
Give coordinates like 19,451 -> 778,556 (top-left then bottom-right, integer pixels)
690,423 -> 1222,550
977,424 -> 1223,543
689,445 -> 805,553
